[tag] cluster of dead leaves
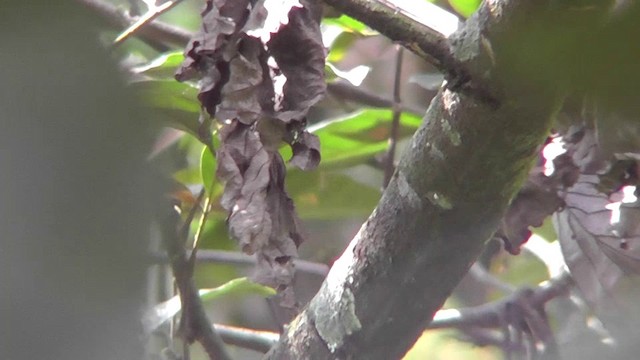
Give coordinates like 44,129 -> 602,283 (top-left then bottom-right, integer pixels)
175,0 -> 325,306
498,107 -> 640,326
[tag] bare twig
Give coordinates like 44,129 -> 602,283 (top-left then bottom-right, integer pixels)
150,249 -> 330,278
383,46 -> 404,188
215,324 -> 279,353
426,272 -> 571,359
160,209 -> 231,360
77,0 -> 191,48
114,0 -> 185,46
516,293 -> 559,358
326,80 -> 426,115
189,187 -> 214,264
429,272 -> 572,329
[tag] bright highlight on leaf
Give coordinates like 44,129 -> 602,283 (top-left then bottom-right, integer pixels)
200,146 -> 217,194
448,0 -> 481,18
310,109 -> 422,169
142,277 -> 275,335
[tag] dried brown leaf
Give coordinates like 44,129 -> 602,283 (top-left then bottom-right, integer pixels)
552,127 -> 640,322
175,0 -> 325,304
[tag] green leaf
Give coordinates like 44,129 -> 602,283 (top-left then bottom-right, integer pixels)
131,79 -> 201,138
310,109 -> 422,169
132,51 -> 185,78
286,168 -> 380,219
142,277 -> 274,334
199,277 -> 276,302
323,14 -> 371,34
327,32 -> 358,63
448,0 -> 481,18
200,146 -> 217,194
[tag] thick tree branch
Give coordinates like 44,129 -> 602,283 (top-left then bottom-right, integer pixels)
266,1 -> 613,359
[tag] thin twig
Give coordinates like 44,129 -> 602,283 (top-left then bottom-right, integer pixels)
114,0 -> 185,46
160,208 -> 231,360
326,80 -> 426,115
189,186 -> 214,264
182,340 -> 190,360
150,249 -> 330,277
383,46 -> 404,188
77,0 -> 191,48
215,323 -> 279,353
516,293 -> 559,358
429,272 -> 573,329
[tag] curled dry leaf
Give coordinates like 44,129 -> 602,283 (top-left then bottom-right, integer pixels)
497,153 -> 578,255
176,0 -> 326,305
553,126 -> 640,326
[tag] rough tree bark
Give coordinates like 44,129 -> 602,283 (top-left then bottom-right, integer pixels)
266,0 -> 614,359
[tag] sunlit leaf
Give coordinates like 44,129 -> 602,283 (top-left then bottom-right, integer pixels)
326,63 -> 370,86
309,109 -> 422,169
200,146 -> 217,194
132,51 -> 184,78
142,277 -> 275,334
323,14 -> 371,34
287,168 -> 380,219
448,0 -> 481,18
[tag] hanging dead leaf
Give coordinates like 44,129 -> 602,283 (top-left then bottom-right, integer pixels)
175,0 -> 326,305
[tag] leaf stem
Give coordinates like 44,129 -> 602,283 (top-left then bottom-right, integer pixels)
383,45 -> 404,188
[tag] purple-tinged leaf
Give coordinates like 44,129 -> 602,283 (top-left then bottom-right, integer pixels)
497,167 -> 566,255
289,132 -> 321,170
497,152 -> 578,255
268,0 -> 326,121
176,0 -> 325,305
553,127 -> 640,315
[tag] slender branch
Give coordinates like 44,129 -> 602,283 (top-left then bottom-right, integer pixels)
326,80 -> 426,115
429,272 -> 573,329
179,189 -> 205,247
150,249 -> 330,277
516,295 -> 559,358
160,209 -> 231,360
383,46 -> 404,188
322,0 -> 461,73
189,187 -> 214,264
77,0 -> 191,48
114,0 -> 185,46
214,324 -> 279,353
